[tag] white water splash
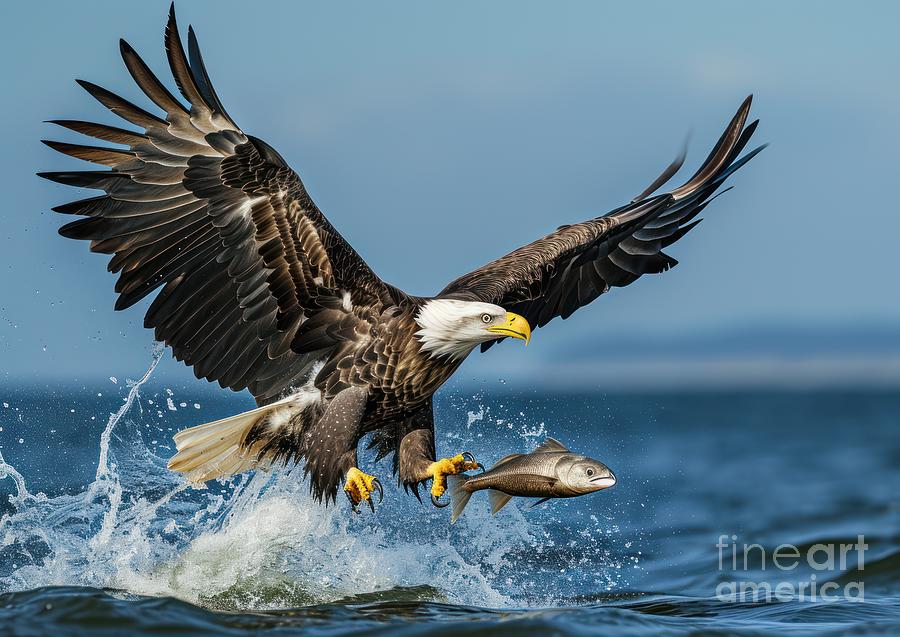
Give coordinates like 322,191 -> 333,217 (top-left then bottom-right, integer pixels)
0,451 -> 28,506
89,343 -> 165,551
0,352 -> 629,610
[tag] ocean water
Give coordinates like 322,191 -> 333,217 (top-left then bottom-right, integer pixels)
0,351 -> 897,636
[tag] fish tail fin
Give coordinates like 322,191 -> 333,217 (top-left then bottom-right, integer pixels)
488,489 -> 513,515
448,475 -> 473,524
167,397 -> 294,485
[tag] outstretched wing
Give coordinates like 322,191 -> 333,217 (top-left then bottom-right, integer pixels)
41,7 -> 402,403
439,97 -> 764,350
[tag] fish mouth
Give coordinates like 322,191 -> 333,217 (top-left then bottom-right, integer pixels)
589,474 -> 616,489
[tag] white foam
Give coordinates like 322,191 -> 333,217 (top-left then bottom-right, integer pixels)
0,352 -> 631,611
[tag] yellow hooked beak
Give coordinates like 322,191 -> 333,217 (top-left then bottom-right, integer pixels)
487,312 -> 532,345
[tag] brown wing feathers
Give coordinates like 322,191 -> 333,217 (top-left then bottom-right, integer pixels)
440,96 -> 764,346
40,6 -> 389,404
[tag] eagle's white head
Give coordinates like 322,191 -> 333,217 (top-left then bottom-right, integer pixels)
415,299 -> 531,360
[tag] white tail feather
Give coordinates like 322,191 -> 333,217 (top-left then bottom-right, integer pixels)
167,396 -> 295,484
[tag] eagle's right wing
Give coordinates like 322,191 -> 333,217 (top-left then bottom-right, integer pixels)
439,97 -> 764,350
41,8 -> 402,403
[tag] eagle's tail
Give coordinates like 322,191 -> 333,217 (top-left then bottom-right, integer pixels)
167,396 -> 297,484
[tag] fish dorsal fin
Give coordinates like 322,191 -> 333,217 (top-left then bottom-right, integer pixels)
488,489 -> 513,514
533,437 -> 570,454
493,453 -> 524,467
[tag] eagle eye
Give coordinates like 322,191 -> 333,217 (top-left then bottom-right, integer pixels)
481,313 -> 493,324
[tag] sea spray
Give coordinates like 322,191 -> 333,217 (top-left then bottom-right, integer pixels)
0,350 -> 630,610
0,451 -> 28,504
89,342 -> 164,553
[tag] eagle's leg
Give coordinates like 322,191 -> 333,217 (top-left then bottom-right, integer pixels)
427,454 -> 482,501
398,427 -> 481,506
301,386 -> 382,511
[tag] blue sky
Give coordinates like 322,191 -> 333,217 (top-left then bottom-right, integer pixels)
1,1 -> 898,387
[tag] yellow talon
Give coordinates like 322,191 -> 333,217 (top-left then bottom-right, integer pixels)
343,467 -> 383,513
428,453 -> 481,499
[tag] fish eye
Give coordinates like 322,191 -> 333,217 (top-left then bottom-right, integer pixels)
481,313 -> 493,324
586,468 -> 595,476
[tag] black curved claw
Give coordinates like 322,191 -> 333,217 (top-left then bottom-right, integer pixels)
372,477 -> 384,504
431,493 -> 450,508
344,489 -> 361,514
461,451 -> 486,473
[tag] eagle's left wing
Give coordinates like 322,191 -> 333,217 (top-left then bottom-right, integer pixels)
40,7 -> 403,404
439,97 -> 764,350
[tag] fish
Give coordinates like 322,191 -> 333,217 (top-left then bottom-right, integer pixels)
447,438 -> 616,523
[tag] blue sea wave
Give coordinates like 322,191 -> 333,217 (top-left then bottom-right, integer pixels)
0,350 -> 898,635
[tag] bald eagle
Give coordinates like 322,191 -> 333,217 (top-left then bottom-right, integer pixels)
40,7 -> 763,511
